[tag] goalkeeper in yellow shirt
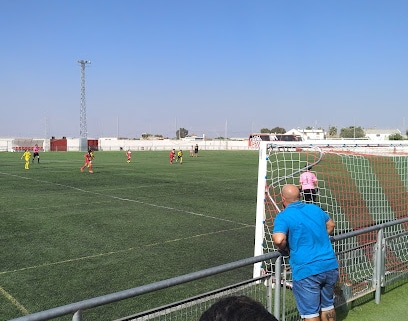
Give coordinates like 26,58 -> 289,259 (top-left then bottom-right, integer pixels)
21,149 -> 31,170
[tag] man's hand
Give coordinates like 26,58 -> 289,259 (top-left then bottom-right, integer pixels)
278,248 -> 290,256
326,218 -> 335,235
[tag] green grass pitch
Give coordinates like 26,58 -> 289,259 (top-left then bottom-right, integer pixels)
0,150 -> 259,320
2,150 -> 407,321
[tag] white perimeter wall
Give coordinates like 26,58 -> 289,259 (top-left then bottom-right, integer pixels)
98,138 -> 250,151
0,137 -> 252,152
0,138 -> 13,152
2,137 -> 408,153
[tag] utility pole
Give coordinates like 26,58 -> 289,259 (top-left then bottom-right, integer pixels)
78,59 -> 91,138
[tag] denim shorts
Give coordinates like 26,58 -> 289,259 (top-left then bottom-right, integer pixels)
292,269 -> 339,319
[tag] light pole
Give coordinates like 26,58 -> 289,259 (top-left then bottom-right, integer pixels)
78,59 -> 91,138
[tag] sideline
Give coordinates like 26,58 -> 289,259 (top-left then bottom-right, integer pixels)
0,286 -> 30,316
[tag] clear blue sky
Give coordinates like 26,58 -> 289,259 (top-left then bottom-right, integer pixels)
1,0 -> 407,138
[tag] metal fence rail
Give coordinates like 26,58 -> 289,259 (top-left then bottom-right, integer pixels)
115,276 -> 271,321
9,217 -> 408,321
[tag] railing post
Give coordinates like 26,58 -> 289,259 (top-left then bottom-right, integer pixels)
266,273 -> 273,313
72,310 -> 82,321
274,256 -> 282,320
374,228 -> 384,304
282,267 -> 287,321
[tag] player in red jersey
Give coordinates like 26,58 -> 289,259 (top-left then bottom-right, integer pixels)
126,149 -> 132,163
80,150 -> 94,173
169,148 -> 176,164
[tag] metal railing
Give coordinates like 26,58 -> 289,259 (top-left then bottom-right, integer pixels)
9,217 -> 408,321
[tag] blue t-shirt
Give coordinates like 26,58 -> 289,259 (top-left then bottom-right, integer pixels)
273,201 -> 338,281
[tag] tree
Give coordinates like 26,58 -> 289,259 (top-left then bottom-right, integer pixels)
270,127 -> 286,134
339,126 -> 365,139
328,126 -> 338,137
141,133 -> 152,139
176,128 -> 188,139
260,128 -> 271,133
389,133 -> 403,140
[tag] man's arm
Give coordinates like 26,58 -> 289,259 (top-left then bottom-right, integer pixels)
326,218 -> 335,235
272,232 -> 288,251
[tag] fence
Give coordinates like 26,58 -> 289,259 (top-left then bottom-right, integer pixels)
9,217 -> 408,321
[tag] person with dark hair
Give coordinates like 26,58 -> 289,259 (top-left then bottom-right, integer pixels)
169,148 -> 176,164
177,149 -> 183,164
199,295 -> 278,321
194,144 -> 199,157
80,149 -> 94,173
273,184 -> 338,321
32,144 -> 40,164
299,165 -> 318,203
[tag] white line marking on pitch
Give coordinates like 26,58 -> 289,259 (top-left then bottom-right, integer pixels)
0,225 -> 251,276
0,172 -> 253,227
0,285 -> 30,315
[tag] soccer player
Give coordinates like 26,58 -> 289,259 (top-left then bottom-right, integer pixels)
21,149 -> 31,170
177,149 -> 183,164
89,149 -> 95,161
126,149 -> 132,163
299,165 -> 318,203
169,148 -> 176,164
32,144 -> 40,164
80,150 -> 93,173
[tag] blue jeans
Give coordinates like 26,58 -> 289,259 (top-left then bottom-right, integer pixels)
292,269 -> 339,319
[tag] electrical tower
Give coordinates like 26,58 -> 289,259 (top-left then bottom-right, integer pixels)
78,59 -> 91,138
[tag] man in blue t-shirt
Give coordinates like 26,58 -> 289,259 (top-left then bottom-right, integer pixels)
273,184 -> 338,321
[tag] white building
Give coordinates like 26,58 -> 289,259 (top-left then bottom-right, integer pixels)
285,128 -> 326,140
364,128 -> 401,141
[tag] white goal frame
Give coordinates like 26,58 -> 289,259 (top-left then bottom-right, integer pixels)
253,140 -> 408,278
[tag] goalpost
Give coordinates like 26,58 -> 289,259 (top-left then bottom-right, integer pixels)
253,141 -> 408,289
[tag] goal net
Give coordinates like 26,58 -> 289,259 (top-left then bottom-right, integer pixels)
253,141 -> 408,295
